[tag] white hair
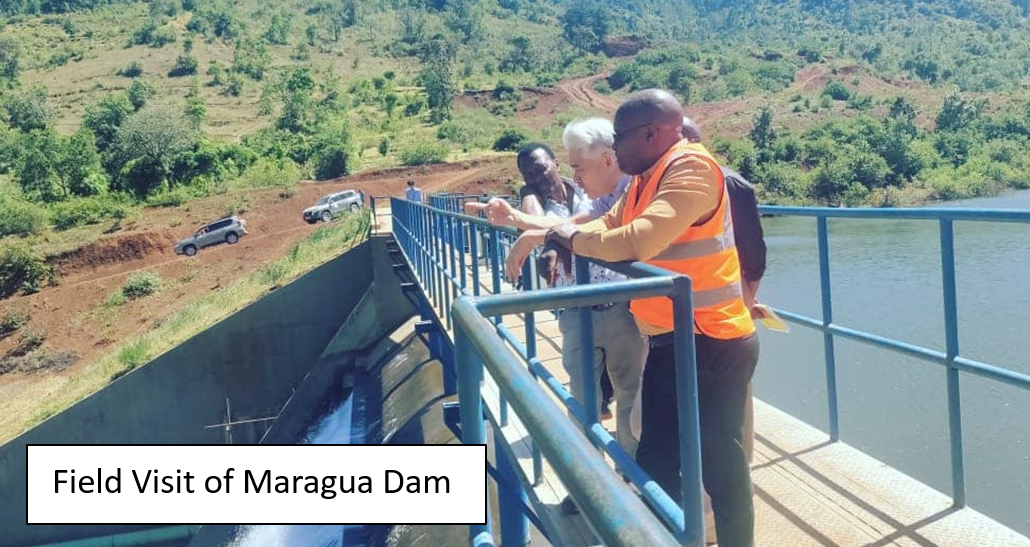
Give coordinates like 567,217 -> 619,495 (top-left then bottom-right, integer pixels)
562,117 -> 614,156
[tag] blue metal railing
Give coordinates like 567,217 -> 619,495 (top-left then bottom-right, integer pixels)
387,193 -> 1030,545
757,205 -> 1030,508
390,197 -> 704,546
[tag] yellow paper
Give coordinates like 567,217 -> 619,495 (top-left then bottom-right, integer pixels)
754,304 -> 790,333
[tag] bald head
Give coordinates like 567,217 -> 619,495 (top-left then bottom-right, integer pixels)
615,89 -> 684,130
682,116 -> 702,143
612,89 -> 685,175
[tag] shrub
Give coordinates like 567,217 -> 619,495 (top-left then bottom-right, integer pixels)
403,96 -> 427,117
0,244 -> 51,298
400,142 -> 449,166
223,196 -> 250,217
0,199 -> 47,237
378,137 -> 390,156
146,188 -> 189,207
9,327 -> 46,357
0,308 -> 29,336
493,128 -> 528,152
312,146 -> 353,180
122,272 -> 161,299
0,349 -> 78,375
224,73 -> 243,96
127,79 -> 155,110
241,158 -> 301,188
260,261 -> 288,287
492,79 -> 520,102
104,291 -> 128,307
119,60 -> 144,78
169,53 -> 198,77
116,339 -> 149,372
49,197 -> 129,231
823,80 -> 851,101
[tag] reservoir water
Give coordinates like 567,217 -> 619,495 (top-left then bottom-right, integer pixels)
754,190 -> 1030,535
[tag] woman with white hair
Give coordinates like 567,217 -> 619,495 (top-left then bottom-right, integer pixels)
479,119 -> 643,515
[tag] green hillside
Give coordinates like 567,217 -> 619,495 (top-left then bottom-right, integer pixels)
2,0 -> 1030,262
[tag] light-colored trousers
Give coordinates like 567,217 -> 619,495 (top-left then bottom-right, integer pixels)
559,302 -> 645,457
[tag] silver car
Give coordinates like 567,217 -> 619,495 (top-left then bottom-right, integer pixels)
303,190 -> 362,223
174,216 -> 249,257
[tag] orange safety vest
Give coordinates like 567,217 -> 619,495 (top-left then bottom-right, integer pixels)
621,141 -> 755,339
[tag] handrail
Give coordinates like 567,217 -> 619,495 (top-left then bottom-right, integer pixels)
455,299 -> 680,547
390,196 -> 707,546
758,203 -> 1030,508
391,193 -> 1030,543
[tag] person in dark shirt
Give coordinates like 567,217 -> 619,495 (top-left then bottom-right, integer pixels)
682,117 -> 767,314
684,116 -> 766,545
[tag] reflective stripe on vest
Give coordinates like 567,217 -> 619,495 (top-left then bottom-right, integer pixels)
652,202 -> 737,261
621,141 -> 755,339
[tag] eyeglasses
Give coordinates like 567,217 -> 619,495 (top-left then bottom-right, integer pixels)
613,122 -> 652,144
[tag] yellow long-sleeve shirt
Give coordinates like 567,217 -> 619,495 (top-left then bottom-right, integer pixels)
571,154 -> 721,334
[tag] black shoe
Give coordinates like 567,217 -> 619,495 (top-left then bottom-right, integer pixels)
561,495 -> 580,515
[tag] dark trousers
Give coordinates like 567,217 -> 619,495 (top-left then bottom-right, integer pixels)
636,332 -> 759,547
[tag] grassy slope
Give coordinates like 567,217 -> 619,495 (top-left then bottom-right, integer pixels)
0,210 -> 369,443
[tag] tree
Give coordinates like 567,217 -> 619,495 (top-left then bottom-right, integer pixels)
83,93 -> 133,153
112,106 -> 198,195
184,97 -> 206,129
4,86 -> 51,133
748,106 -> 776,151
264,67 -> 316,133
0,38 -> 20,82
127,79 -> 155,110
398,9 -> 426,45
169,52 -> 198,77
16,128 -> 106,201
418,36 -> 457,123
264,14 -> 291,45
445,0 -> 483,45
822,80 -> 851,101
936,94 -> 985,132
561,1 -> 611,53
322,1 -> 359,41
384,92 -> 399,118
232,39 -> 269,80
305,24 -> 318,46
500,36 -> 535,73
888,96 -> 917,126
310,119 -> 356,180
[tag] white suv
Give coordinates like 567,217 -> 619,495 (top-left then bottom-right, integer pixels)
303,190 -> 362,223
174,216 -> 249,257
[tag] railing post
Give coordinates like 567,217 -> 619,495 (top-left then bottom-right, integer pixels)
444,215 -> 454,330
940,219 -> 966,508
817,216 -> 841,442
522,259 -> 543,486
575,256 -> 599,433
671,277 -> 704,547
488,226 -> 507,425
458,217 -> 467,294
455,322 -> 494,545
496,434 -> 530,547
435,212 -> 445,312
470,223 -> 482,297
489,227 -> 503,301
370,196 -> 377,235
